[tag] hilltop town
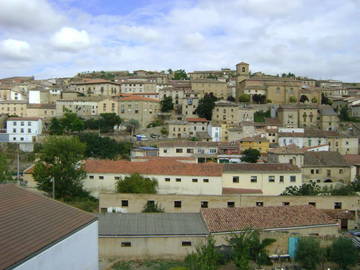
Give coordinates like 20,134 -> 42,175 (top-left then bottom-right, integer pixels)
1,62 -> 360,270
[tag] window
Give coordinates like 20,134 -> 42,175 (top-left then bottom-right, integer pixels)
268,176 -> 275,183
311,169 -> 315,174
182,241 -> 192,247
99,176 -> 104,180
316,169 -> 320,174
147,200 -> 155,208
12,128 -> 16,133
28,128 -> 31,133
20,128 -> 24,133
256,202 -> 264,207
176,148 -> 183,153
165,178 -> 170,182
163,149 -> 168,153
89,175 -> 94,179
121,200 -> 128,207
174,201 -> 182,208
339,169 -> 343,174
227,201 -> 235,208
176,178 -> 181,182
334,202 -> 342,209
279,176 -> 284,183
114,176 -> 120,180
192,178 -> 198,183
251,176 -> 257,183
233,176 -> 239,183
201,201 -> 208,208
327,170 -> 331,177
13,122 -> 17,126
309,202 -> 316,207
290,176 -> 296,182
20,137 -> 24,141
282,202 -> 290,206
28,122 -> 31,126
121,242 -> 131,247
21,122 -> 24,126
187,148 -> 194,153
203,179 -> 209,183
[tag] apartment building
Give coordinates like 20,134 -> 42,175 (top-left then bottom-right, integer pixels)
55,97 -> 105,117
26,104 -> 56,119
212,101 -> 255,126
158,141 -> 220,158
239,135 -> 270,153
0,100 -> 27,117
6,117 -> 42,143
191,79 -> 229,99
120,81 -> 157,93
72,79 -> 120,96
119,96 -> 160,128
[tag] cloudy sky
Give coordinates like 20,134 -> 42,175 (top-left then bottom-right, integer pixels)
0,0 -> 359,81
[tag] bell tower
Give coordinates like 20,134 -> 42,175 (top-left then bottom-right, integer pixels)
235,62 -> 250,99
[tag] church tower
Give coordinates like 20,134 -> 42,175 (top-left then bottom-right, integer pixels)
235,62 -> 250,99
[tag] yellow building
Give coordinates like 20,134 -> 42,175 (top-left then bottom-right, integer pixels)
239,135 -> 269,153
0,100 -> 27,117
191,79 -> 229,99
72,79 -> 121,96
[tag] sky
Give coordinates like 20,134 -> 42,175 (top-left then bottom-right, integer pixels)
0,0 -> 359,81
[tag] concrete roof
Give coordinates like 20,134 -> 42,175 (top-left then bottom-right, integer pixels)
98,213 -> 208,236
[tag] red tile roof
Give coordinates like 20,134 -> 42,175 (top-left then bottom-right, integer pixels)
186,118 -> 209,122
73,79 -> 118,85
120,96 -> 159,102
85,159 -> 223,176
0,184 -> 96,270
343,154 -> 360,165
321,209 -> 355,220
222,188 -> 263,195
224,163 -> 301,172
201,205 -> 337,233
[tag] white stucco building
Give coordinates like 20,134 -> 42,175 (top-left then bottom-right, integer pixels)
6,117 -> 43,143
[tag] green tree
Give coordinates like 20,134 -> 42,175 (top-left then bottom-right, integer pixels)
281,182 -> 321,196
173,69 -> 188,80
0,152 -> 13,183
33,136 -> 87,199
329,237 -> 358,270
78,133 -> 131,159
241,149 -> 260,163
160,96 -> 174,112
185,237 -> 221,270
311,97 -> 318,103
339,106 -> 351,121
142,201 -> 164,213
247,231 -> 276,267
228,230 -> 252,270
254,110 -> 271,122
195,93 -> 218,120
227,96 -> 236,102
125,119 -> 140,136
239,94 -> 250,102
321,93 -> 333,105
48,117 -> 64,135
300,95 -> 310,103
289,96 -> 297,103
295,237 -> 322,270
98,113 -> 122,133
115,173 -> 158,193
252,94 -> 266,104
61,112 -> 85,133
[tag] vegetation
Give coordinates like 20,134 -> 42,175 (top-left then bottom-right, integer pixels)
295,237 -> 322,270
124,119 -> 140,135
147,119 -> 163,128
321,93 -> 333,105
311,97 -> 318,103
160,96 -> 174,112
228,229 -> 275,270
227,96 -> 236,102
49,112 -> 85,135
239,94 -> 250,103
0,152 -> 13,183
78,133 -> 131,160
299,95 -> 310,103
195,93 -> 218,120
329,237 -> 358,270
116,173 -> 158,194
112,260 -> 186,270
185,237 -> 221,270
241,149 -> 261,163
252,94 -> 266,104
32,136 -> 88,200
281,72 -> 296,78
289,96 -> 297,103
281,179 -> 360,196
254,110 -> 270,122
160,127 -> 168,136
85,113 -> 122,133
142,201 -> 164,213
172,69 -> 189,80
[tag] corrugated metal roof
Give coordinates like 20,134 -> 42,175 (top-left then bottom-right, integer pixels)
99,213 -> 208,236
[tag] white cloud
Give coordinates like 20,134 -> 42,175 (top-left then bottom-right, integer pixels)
0,0 -> 62,31
118,25 -> 161,43
51,27 -> 91,52
0,39 -> 31,60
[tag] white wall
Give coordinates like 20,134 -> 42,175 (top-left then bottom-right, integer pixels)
29,90 -> 41,104
15,221 -> 98,270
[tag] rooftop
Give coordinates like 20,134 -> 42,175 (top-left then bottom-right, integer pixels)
85,158 -> 223,177
0,184 -> 96,270
304,151 -> 350,167
158,140 -> 219,148
186,117 -> 209,122
8,117 -> 42,121
201,205 -> 336,233
343,154 -> 360,165
223,163 -> 300,172
222,188 -> 263,195
99,213 -> 208,236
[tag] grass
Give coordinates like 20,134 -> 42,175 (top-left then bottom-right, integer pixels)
112,260 -> 187,270
61,197 -> 99,213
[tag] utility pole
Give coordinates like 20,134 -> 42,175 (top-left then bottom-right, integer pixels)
52,178 -> 55,199
16,143 -> 20,183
